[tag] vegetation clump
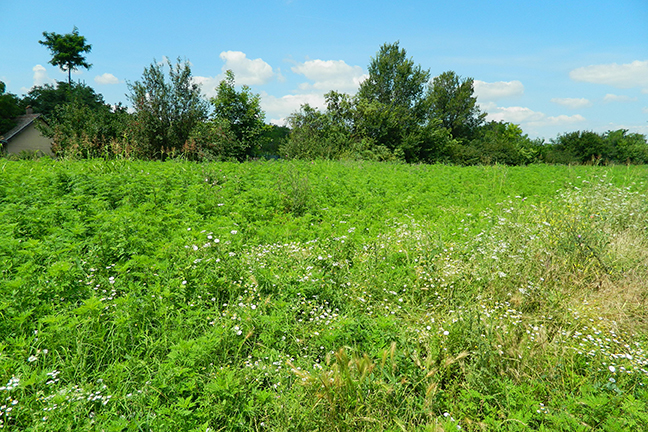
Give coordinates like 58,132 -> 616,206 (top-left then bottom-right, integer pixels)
1,160 -> 647,430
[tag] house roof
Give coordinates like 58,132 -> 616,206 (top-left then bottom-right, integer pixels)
1,113 -> 42,142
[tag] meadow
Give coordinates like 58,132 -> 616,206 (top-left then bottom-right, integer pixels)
1,159 -> 647,431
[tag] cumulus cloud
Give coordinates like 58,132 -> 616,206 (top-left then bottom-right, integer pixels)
570,60 -> 648,91
551,97 -> 592,109
291,59 -> 367,93
94,73 -> 120,85
487,105 -> 585,127
531,114 -> 586,126
603,93 -> 637,103
192,76 -> 222,98
473,80 -> 524,101
219,51 -> 275,85
488,106 -> 545,123
32,64 -> 55,87
259,92 -> 327,125
194,51 -> 277,97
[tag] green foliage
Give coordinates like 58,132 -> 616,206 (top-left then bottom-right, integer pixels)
284,42 -> 480,163
38,26 -> 92,84
210,70 -> 267,161
184,117 -> 238,161
354,42 -> 435,161
21,81 -> 107,119
606,129 -> 648,163
459,121 -> 544,165
40,101 -> 131,158
127,58 -> 209,159
548,129 -> 648,164
0,81 -> 22,136
1,161 -> 648,430
257,124 -> 289,158
426,70 -> 486,141
281,99 -> 358,160
357,41 -> 430,112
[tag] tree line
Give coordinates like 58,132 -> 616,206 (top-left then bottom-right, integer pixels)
1,29 -> 647,164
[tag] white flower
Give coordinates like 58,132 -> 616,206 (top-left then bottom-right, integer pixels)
231,230 -> 238,235
609,365 -> 616,373
28,355 -> 38,362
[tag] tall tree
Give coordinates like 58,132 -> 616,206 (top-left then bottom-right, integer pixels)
357,41 -> 430,112
21,81 -> 106,119
210,70 -> 266,159
39,27 -> 92,84
0,81 -> 23,136
425,71 -> 485,141
355,42 -> 432,159
127,58 -> 208,159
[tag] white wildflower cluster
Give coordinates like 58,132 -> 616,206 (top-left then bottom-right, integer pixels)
39,378 -> 114,418
0,377 -> 20,429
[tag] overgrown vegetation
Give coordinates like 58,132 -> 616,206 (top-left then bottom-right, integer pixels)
1,160 -> 647,430
3,38 -> 648,164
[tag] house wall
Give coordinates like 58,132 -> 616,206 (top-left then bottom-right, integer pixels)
4,124 -> 53,156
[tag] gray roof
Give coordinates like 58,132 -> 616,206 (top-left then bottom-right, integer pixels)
1,113 -> 43,142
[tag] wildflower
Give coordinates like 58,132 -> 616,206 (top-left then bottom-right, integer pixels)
28,355 -> 38,362
231,230 -> 238,235
609,365 -> 616,373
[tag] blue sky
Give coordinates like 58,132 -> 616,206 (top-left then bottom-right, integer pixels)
2,0 -> 647,139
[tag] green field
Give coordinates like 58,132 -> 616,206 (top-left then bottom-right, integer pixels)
1,160 -> 648,431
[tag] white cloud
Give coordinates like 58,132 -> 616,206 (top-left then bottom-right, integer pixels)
194,51 -> 277,97
94,73 -> 120,85
487,105 -> 585,127
551,97 -> 592,109
534,114 -> 586,126
603,93 -> 637,103
32,64 -> 55,87
192,76 -> 222,98
219,51 -> 275,85
291,59 -> 367,93
570,60 -> 648,91
473,80 -> 524,101
488,106 -> 545,123
259,92 -> 327,125
643,107 -> 648,114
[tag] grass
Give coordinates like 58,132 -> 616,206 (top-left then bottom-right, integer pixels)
0,159 -> 647,431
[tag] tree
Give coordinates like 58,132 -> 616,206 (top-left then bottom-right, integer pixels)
354,42 -> 434,161
41,100 -> 130,158
426,71 -> 485,141
21,81 -> 106,119
357,41 -> 430,111
0,81 -> 23,136
210,70 -> 266,160
550,130 -> 610,163
39,27 -> 92,84
464,121 -> 542,165
127,58 -> 208,159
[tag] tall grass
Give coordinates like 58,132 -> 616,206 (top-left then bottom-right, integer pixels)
1,160 -> 647,430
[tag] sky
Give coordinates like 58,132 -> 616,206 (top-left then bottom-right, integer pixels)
1,0 -> 647,140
